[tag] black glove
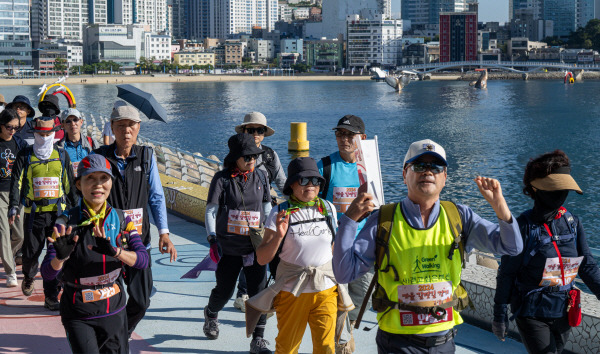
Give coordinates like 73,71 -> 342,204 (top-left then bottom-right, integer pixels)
91,236 -> 118,257
492,303 -> 509,341
54,233 -> 77,260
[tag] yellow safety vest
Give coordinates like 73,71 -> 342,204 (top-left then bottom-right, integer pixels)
23,150 -> 67,213
377,204 -> 463,334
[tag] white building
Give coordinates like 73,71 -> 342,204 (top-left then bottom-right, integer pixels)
84,23 -> 149,69
305,0 -> 388,39
112,0 -> 133,25
145,33 -> 172,61
211,0 -> 278,38
135,0 -> 168,33
293,7 -> 310,19
248,39 -> 274,62
279,4 -> 293,21
31,0 -> 106,43
346,14 -> 404,68
280,38 -> 303,59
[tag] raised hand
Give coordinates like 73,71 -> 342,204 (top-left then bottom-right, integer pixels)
345,192 -> 375,222
474,176 -> 511,222
48,224 -> 78,260
275,210 -> 290,239
88,222 -> 118,257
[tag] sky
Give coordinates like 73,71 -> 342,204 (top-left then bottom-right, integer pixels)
391,0 -> 510,24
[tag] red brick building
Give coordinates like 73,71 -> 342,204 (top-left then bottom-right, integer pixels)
439,12 -> 477,62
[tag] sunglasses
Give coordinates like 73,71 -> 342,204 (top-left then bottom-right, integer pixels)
245,127 -> 266,135
298,177 -> 321,186
3,124 -> 19,131
409,162 -> 446,174
335,130 -> 356,139
64,117 -> 81,124
243,154 -> 258,162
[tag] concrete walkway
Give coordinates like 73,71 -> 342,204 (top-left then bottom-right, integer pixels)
0,213 -> 527,353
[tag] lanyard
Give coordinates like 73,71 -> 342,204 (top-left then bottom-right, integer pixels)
542,223 -> 567,286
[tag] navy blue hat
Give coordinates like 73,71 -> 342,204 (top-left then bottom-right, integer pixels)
77,154 -> 114,180
283,157 -> 325,196
6,95 -> 35,118
223,133 -> 264,168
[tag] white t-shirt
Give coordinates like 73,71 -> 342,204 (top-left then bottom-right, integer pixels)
265,200 -> 337,293
102,121 -> 115,144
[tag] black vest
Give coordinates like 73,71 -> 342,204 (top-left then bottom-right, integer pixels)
94,144 -> 152,245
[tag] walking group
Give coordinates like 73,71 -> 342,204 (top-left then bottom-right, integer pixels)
0,90 -> 599,354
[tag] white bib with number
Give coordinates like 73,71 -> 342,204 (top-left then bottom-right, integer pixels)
539,256 -> 583,287
397,281 -> 453,327
33,177 -> 60,199
227,210 -> 260,236
332,187 -> 358,213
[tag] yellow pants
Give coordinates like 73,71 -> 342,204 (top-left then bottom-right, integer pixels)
273,285 -> 338,354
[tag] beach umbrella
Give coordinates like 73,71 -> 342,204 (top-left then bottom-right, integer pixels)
116,84 -> 167,122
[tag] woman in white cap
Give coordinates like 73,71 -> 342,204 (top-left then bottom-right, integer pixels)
494,150 -> 600,353
57,108 -> 96,178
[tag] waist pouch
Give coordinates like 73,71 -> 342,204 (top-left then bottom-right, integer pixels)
249,226 -> 264,250
568,289 -> 581,327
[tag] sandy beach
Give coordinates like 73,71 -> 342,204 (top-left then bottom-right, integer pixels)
0,74 -> 373,87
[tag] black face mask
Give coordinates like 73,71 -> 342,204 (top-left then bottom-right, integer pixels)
532,190 -> 569,223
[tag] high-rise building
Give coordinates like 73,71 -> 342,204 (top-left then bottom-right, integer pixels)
346,14 -> 404,68
402,0 -> 467,27
510,0 -> 594,38
108,0 -> 133,24
439,11 -> 477,62
171,0 -> 188,39
0,0 -> 32,73
134,0 -> 168,33
307,0 -> 388,39
31,0 -> 100,44
210,0 -> 278,39
188,0 -> 209,40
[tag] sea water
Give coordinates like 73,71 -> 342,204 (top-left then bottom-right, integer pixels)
6,79 -> 600,247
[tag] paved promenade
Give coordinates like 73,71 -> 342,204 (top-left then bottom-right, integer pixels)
0,213 -> 527,353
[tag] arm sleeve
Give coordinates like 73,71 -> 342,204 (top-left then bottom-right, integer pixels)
262,202 -> 272,223
271,151 -> 287,194
264,206 -> 278,232
124,218 -> 149,269
62,152 -> 78,209
41,243 -> 60,281
575,218 -> 600,299
459,204 -> 523,256
205,203 -> 218,236
9,149 -> 26,209
332,213 -> 377,284
147,153 -> 169,235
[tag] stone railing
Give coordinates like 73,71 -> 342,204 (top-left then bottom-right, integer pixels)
460,263 -> 600,353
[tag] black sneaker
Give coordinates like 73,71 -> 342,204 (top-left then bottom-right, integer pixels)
203,307 -> 219,340
21,277 -> 34,296
44,297 -> 60,311
15,253 -> 22,265
249,337 -> 272,354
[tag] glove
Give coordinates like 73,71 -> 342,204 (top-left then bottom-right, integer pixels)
91,236 -> 118,257
492,321 -> 507,341
53,233 -> 77,260
492,303 -> 509,341
8,207 -> 17,219
208,236 -> 222,263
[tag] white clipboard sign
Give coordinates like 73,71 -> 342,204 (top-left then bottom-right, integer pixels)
354,135 -> 385,208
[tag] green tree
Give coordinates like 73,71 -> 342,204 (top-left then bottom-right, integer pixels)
54,57 -> 68,74
543,36 -> 565,47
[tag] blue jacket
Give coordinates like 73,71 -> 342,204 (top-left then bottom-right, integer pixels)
495,209 -> 600,319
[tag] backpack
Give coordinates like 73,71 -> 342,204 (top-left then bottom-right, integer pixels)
256,145 -> 277,184
354,200 -> 472,329
267,199 -> 336,282
218,168 -> 270,215
21,146 -> 69,209
319,156 -> 332,199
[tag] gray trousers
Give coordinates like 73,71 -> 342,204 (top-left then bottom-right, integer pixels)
348,269 -> 374,321
0,191 -> 23,276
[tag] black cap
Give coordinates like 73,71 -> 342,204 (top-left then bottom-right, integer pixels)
224,133 -> 264,168
283,157 -> 325,196
332,114 -> 365,134
38,94 -> 61,117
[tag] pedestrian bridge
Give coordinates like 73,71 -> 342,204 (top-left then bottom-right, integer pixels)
396,60 -> 600,73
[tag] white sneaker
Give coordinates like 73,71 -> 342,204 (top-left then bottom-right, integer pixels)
233,294 -> 249,312
6,273 -> 17,288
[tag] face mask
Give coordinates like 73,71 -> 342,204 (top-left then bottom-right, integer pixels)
532,189 -> 569,222
33,132 -> 55,160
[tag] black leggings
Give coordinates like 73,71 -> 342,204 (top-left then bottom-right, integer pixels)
516,316 -> 571,354
207,253 -> 267,337
62,310 -> 128,354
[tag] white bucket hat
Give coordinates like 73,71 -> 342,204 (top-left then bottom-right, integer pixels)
235,112 -> 275,137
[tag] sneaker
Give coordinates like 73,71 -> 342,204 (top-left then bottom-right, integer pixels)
249,337 -> 272,354
21,277 -> 34,296
335,336 -> 355,354
203,307 -> 219,340
6,274 -> 17,288
44,297 -> 60,311
234,294 -> 249,312
15,252 -> 22,266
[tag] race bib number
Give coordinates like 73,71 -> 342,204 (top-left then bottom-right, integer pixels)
539,256 -> 583,287
79,269 -> 121,286
33,177 -> 60,199
81,283 -> 120,303
123,208 -> 143,235
398,282 -> 453,326
332,187 -> 358,213
72,161 -> 80,178
227,210 -> 260,236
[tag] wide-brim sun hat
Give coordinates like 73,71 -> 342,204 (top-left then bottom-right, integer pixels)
530,166 -> 583,194
235,112 -> 275,137
283,157 -> 325,196
6,95 -> 35,118
224,133 -> 265,167
27,116 -> 61,133
403,139 -> 448,167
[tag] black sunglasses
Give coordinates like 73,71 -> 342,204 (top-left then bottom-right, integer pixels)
245,127 -> 266,135
410,162 -> 445,174
64,117 -> 81,124
298,177 -> 321,186
243,154 -> 258,162
3,124 -> 19,131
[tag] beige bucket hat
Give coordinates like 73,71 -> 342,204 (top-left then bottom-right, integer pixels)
235,112 -> 275,137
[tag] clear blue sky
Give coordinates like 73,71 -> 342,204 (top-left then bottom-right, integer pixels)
391,0 -> 509,24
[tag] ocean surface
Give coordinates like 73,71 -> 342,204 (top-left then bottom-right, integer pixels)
5,79 -> 600,248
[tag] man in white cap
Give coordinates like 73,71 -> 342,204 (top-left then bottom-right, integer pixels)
94,102 -> 177,337
57,108 -> 96,178
332,139 -> 523,353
